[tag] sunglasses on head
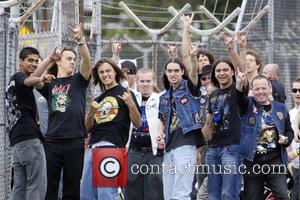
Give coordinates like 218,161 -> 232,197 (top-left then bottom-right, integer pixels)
292,88 -> 300,93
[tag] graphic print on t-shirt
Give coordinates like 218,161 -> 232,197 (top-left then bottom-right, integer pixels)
257,110 -> 278,153
133,100 -> 149,133
257,125 -> 278,153
5,79 -> 22,130
211,92 -> 231,132
94,96 -> 119,123
51,84 -> 71,112
170,106 -> 180,133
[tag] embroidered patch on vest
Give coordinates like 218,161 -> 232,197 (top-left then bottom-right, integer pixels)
276,112 -> 284,120
193,112 -> 200,123
251,105 -> 258,114
248,116 -> 256,126
180,97 -> 188,105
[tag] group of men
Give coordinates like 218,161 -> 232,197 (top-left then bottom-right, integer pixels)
4,19 -> 300,200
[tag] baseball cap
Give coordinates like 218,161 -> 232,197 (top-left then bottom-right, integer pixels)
121,60 -> 137,75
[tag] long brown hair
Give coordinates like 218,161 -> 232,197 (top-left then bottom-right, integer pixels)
92,57 -> 125,91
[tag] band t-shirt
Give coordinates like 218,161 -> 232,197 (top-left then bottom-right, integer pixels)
207,84 -> 240,147
38,72 -> 89,140
89,85 -> 140,148
257,104 -> 279,153
5,72 -> 42,146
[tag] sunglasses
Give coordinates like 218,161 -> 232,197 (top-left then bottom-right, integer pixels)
123,70 -> 136,75
292,88 -> 300,93
201,76 -> 211,81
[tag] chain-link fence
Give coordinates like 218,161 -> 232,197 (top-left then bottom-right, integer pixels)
0,0 -> 300,199
0,13 -> 18,200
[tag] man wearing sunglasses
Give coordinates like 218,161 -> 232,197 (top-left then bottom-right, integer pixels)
288,78 -> 300,200
121,60 -> 137,92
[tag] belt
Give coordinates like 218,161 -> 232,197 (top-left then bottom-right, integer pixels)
131,146 -> 152,153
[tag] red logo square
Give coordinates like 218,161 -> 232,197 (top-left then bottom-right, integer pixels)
92,148 -> 128,187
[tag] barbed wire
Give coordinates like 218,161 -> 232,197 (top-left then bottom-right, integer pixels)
101,0 -> 168,11
102,3 -> 170,14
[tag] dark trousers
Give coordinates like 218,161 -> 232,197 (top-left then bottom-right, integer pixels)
291,166 -> 300,200
244,153 -> 289,200
44,138 -> 84,200
124,148 -> 164,200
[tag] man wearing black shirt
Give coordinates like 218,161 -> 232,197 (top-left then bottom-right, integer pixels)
5,47 -> 48,200
32,24 -> 92,200
202,58 -> 242,200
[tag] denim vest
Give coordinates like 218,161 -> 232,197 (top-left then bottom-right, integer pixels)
159,79 -> 202,142
240,97 -> 289,165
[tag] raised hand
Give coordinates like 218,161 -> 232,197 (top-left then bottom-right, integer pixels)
237,32 -> 247,49
190,42 -> 199,60
69,23 -> 84,42
49,47 -> 62,62
112,39 -> 122,55
166,44 -> 178,58
118,88 -> 135,107
183,13 -> 194,29
236,70 -> 247,91
223,33 -> 234,50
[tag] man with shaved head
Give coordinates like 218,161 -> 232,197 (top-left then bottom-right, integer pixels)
263,63 -> 286,103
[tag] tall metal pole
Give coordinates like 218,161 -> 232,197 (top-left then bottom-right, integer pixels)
267,0 -> 274,63
235,0 -> 248,33
95,0 -> 101,63
152,34 -> 158,74
58,0 -> 62,47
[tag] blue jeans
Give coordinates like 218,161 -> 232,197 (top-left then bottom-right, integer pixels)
205,144 -> 241,200
163,145 -> 197,200
80,148 -> 118,200
12,138 -> 47,200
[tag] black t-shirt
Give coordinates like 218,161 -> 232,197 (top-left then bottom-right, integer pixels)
89,85 -> 140,147
208,84 -> 240,147
166,128 -> 205,151
165,78 -> 204,150
38,73 -> 89,139
5,72 -> 42,146
256,104 -> 280,153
